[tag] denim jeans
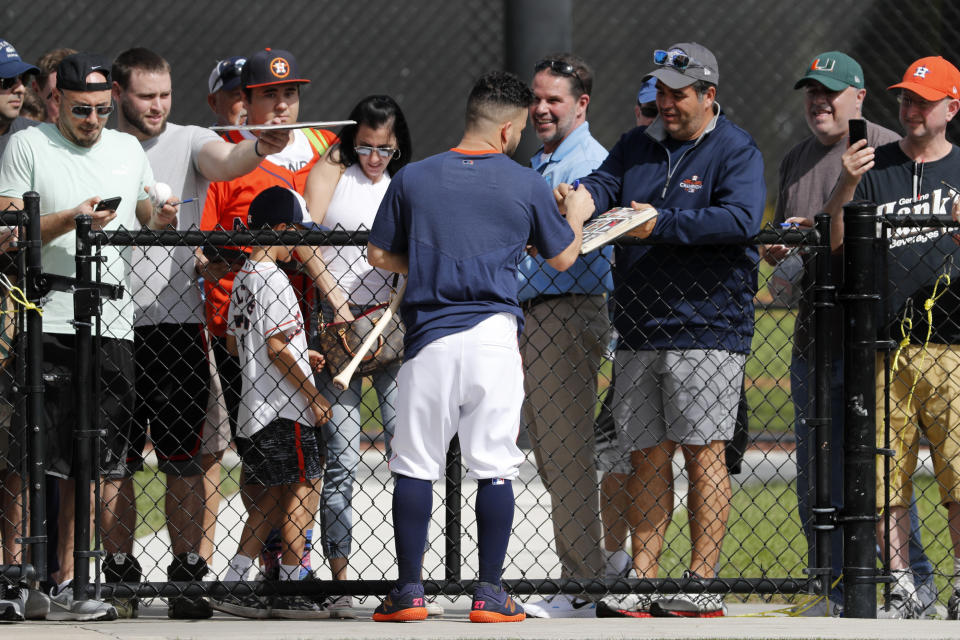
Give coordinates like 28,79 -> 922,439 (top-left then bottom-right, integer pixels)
792,355 -> 933,603
316,301 -> 400,559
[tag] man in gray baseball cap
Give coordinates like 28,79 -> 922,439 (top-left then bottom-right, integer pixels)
567,40 -> 765,619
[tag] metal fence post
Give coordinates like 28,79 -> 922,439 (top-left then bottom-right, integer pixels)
72,214 -> 95,602
22,191 -> 46,582
839,200 -> 880,618
811,212 -> 835,602
444,435 -> 462,584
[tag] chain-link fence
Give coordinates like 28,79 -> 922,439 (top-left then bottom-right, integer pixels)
6,0 -> 960,199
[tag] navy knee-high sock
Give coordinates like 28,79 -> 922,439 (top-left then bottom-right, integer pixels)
393,474 -> 433,585
476,478 -> 514,585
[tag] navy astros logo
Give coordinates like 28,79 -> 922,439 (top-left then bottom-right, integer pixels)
680,175 -> 703,193
270,57 -> 290,78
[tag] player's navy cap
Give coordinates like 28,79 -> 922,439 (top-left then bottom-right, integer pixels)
889,56 -> 960,101
636,77 -> 657,104
57,53 -> 111,91
248,186 -> 321,230
241,48 -> 310,90
794,51 -> 864,91
0,39 -> 38,79
643,42 -> 718,89
208,56 -> 246,94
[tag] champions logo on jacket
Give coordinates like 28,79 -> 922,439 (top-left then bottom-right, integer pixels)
679,175 -> 703,193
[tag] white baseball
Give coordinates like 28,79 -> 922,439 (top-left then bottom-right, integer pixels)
151,182 -> 172,209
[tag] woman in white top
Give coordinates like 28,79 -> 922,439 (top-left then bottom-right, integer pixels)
304,95 -> 412,608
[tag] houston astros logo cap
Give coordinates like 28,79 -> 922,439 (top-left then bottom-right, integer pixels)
241,47 -> 310,89
889,56 -> 960,101
794,51 -> 864,91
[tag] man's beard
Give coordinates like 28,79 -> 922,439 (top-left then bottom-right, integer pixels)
121,97 -> 166,138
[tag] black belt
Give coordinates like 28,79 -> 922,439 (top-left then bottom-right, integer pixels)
520,292 -> 592,312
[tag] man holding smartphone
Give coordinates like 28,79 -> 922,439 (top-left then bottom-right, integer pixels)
824,55 -> 960,620
767,51 -> 938,618
0,52 -> 175,621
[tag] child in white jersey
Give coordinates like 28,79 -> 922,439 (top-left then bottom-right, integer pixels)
214,186 -> 331,620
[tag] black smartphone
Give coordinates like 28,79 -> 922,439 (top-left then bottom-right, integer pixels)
95,196 -> 122,211
848,118 -> 867,147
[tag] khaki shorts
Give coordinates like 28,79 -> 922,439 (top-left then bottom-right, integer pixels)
875,345 -> 960,509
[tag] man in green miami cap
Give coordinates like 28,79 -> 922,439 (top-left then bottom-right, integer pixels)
764,50 -> 937,617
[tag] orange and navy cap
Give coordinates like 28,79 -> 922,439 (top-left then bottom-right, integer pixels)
241,48 -> 310,89
888,56 -> 960,101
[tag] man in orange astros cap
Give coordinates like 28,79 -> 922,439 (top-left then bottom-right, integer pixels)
824,55 -> 960,619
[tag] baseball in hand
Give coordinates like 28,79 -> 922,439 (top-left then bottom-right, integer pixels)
151,182 -> 172,209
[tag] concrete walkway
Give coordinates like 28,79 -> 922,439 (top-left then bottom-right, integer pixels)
8,602 -> 960,640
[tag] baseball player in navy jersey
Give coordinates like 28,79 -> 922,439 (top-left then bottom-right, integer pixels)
366,70 -> 594,623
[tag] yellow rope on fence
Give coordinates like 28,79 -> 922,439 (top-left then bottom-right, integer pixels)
0,273 -> 42,316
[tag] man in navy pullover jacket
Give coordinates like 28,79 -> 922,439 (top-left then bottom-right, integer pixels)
565,42 -> 765,617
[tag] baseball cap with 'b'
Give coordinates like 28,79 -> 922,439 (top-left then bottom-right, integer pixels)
794,52 -> 864,91
888,56 -> 960,101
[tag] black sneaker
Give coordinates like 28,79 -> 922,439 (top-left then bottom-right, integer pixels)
948,588 -> 960,620
167,552 -> 213,619
102,552 -> 142,619
211,591 -> 270,619
0,581 -> 25,622
271,594 -> 331,620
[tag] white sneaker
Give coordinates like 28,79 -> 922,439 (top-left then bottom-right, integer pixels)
649,572 -> 726,618
425,598 -> 444,617
325,594 -> 357,619
597,592 -> 654,618
524,594 -> 597,618
46,581 -> 118,622
796,596 -> 842,617
877,583 -> 921,620
916,581 -> 942,619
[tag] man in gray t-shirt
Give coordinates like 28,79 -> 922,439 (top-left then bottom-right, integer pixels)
101,47 -> 292,620
764,51 -> 935,617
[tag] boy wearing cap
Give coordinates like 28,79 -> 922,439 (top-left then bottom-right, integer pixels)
0,51 -> 175,621
767,51 -> 937,617
212,186 -> 331,619
568,42 -> 765,618
0,39 -> 40,159
207,56 -> 247,127
825,55 -> 960,619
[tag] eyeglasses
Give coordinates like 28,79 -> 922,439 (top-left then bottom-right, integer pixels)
69,104 -> 114,119
653,49 -> 704,73
897,92 -> 945,111
0,74 -> 23,90
534,59 -> 586,94
355,145 -> 399,159
639,105 -> 659,118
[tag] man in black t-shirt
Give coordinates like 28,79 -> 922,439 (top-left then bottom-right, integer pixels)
825,55 -> 960,620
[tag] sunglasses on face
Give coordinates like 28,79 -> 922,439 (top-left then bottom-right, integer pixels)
653,49 -> 703,73
355,145 -> 399,159
534,59 -> 586,94
0,74 -> 23,90
69,103 -> 114,119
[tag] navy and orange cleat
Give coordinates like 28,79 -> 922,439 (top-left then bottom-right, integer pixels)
372,583 -> 428,622
469,582 -> 525,623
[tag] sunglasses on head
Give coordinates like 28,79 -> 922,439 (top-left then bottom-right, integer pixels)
534,59 -> 586,94
355,145 -> 399,159
0,74 -> 24,90
639,105 -> 658,118
69,103 -> 114,118
653,49 -> 703,73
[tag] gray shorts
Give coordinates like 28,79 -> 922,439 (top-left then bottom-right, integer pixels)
612,349 -> 745,451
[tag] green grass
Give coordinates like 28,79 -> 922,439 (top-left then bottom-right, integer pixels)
132,462 -> 242,539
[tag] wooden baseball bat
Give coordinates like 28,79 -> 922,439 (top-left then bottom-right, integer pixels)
332,278 -> 407,391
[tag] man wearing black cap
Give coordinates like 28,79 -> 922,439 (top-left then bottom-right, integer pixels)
100,46 -> 293,620
207,56 -> 247,127
0,51 -> 177,621
567,42 -> 765,618
0,39 -> 40,159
